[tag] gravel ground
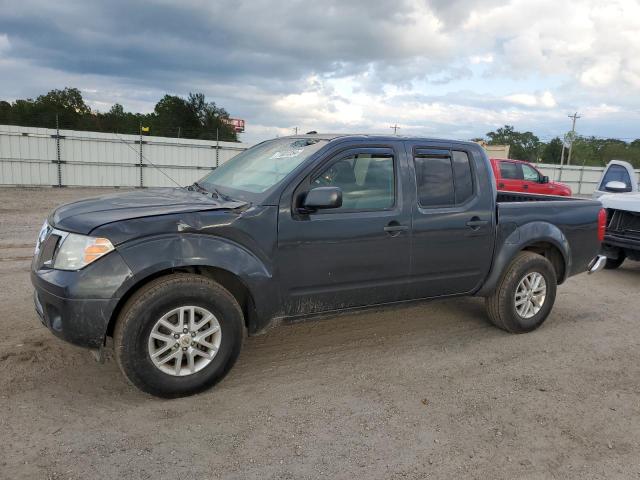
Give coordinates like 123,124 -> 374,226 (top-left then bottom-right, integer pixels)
1,187 -> 639,480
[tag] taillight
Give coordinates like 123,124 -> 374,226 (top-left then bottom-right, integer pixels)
597,208 -> 606,242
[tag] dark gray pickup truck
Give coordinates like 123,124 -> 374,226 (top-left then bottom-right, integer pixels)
32,134 -> 607,397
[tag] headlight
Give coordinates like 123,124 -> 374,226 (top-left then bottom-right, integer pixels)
53,233 -> 114,271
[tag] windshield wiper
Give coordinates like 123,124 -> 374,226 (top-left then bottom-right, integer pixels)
188,182 -> 233,202
188,182 -> 209,194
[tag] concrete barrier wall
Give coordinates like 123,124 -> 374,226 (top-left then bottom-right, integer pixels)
0,125 -> 249,187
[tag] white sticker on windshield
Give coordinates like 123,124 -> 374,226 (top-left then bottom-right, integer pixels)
270,148 -> 304,159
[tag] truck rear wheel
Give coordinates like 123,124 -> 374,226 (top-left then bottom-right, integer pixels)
114,273 -> 244,397
485,251 -> 557,333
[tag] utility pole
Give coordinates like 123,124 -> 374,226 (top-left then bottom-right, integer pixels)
293,127 -> 298,135
390,124 -> 400,135
566,112 -> 580,165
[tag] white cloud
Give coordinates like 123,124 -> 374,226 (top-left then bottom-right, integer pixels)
1,0 -> 640,142
0,34 -> 10,55
504,91 -> 556,108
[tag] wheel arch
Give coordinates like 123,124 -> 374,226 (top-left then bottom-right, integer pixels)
476,221 -> 570,296
105,234 -> 280,341
106,265 -> 258,340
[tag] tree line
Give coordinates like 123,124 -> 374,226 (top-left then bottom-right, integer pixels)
1,88 -> 638,166
0,87 -> 238,141
479,125 -> 640,168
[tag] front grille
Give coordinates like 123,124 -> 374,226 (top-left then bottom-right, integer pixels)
606,209 -> 640,240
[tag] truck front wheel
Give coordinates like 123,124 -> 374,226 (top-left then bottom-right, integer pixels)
485,251 -> 557,333
114,273 -> 244,397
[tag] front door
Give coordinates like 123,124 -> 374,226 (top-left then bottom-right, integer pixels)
277,144 -> 411,316
521,163 -> 545,194
406,143 -> 495,298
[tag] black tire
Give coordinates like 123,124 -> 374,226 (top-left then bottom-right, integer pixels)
604,255 -> 625,270
114,273 -> 244,398
485,251 -> 557,334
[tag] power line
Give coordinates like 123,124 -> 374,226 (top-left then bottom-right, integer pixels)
112,130 -> 184,189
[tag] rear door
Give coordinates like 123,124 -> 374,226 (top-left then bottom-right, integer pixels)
276,143 -> 412,316
406,143 -> 495,298
496,160 -> 525,192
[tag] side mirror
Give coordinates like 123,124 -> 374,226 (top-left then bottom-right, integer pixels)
301,186 -> 343,211
540,175 -> 549,184
604,180 -> 629,193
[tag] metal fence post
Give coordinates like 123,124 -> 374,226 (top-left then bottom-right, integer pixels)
139,123 -> 144,188
55,114 -> 62,187
216,128 -> 219,168
578,162 -> 586,195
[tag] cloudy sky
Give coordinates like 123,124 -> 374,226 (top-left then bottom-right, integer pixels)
1,0 -> 639,143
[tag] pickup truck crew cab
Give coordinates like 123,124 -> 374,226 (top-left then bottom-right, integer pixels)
32,134 -> 606,397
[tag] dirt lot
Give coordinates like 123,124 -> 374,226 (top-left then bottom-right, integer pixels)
1,187 -> 639,480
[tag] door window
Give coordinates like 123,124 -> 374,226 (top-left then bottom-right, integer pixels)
452,151 -> 474,203
499,161 -> 523,180
600,165 -> 632,191
312,154 -> 395,210
521,164 -> 540,182
414,151 -> 474,207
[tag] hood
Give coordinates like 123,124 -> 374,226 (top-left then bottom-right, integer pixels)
50,188 -> 248,234
550,180 -> 571,191
599,192 -> 640,213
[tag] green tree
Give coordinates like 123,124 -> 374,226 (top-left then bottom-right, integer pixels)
485,125 -> 541,162
541,137 -> 563,164
36,87 -> 91,115
0,87 -> 239,141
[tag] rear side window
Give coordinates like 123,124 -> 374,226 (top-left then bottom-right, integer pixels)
600,165 -> 632,191
499,161 -> 523,180
415,156 -> 454,206
452,151 -> 473,203
414,150 -> 474,207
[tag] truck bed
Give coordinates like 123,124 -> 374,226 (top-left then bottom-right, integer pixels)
495,191 -> 603,278
497,191 -> 580,203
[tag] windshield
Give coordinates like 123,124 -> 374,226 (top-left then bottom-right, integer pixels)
199,138 -> 328,195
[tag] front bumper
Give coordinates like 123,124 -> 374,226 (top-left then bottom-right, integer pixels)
33,285 -> 118,348
31,250 -> 132,348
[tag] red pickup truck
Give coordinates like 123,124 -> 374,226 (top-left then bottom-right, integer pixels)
490,158 -> 572,196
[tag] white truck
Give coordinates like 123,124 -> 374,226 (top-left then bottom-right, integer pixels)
594,160 -> 640,269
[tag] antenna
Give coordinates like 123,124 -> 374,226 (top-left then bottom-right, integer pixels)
113,131 -> 184,189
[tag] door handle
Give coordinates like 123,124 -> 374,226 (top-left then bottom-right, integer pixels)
466,217 -> 489,230
384,222 -> 408,236
523,184 -> 529,189
498,182 -> 505,189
